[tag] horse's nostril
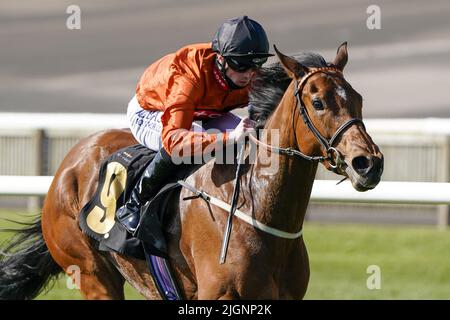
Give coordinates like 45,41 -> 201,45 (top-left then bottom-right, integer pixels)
352,156 -> 372,176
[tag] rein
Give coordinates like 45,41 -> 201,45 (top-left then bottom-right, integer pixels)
250,66 -> 365,170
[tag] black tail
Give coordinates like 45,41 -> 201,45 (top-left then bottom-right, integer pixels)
0,214 -> 62,300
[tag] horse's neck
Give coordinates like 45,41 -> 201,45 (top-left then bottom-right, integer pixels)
249,86 -> 318,232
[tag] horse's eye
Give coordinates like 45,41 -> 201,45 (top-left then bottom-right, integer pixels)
312,99 -> 324,110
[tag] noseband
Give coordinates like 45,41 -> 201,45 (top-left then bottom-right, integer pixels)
250,66 -> 365,171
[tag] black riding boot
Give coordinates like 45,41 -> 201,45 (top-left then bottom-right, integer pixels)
116,148 -> 176,234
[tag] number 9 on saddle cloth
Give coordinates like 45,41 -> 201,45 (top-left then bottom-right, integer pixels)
78,144 -> 197,259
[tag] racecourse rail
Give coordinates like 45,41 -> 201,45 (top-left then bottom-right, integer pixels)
1,175 -> 450,205
2,113 -> 450,228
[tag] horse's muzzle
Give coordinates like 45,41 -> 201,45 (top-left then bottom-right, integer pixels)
346,154 -> 384,191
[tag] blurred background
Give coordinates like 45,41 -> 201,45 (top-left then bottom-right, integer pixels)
1,0 -> 449,116
1,0 -> 450,299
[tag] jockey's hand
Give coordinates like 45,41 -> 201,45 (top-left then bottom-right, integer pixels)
229,117 -> 256,143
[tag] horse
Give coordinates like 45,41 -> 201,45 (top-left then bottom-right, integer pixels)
0,43 -> 383,300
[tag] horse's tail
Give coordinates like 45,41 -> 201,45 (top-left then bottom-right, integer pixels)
0,214 -> 62,300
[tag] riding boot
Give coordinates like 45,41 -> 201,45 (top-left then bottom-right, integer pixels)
116,148 -> 176,234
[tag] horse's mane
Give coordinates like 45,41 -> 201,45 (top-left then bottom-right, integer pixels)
249,52 -> 328,129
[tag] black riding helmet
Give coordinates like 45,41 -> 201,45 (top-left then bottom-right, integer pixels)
212,16 -> 274,70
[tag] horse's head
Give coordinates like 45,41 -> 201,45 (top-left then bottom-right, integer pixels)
274,43 -> 383,191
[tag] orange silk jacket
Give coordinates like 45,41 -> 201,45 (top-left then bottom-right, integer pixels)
136,43 -> 249,156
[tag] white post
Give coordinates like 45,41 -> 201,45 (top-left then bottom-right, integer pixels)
437,136 -> 450,230
27,129 -> 45,212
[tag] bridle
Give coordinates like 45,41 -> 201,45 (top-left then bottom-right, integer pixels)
249,66 -> 365,171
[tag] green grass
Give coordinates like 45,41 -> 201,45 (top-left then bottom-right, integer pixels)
1,209 -> 450,299
303,223 -> 450,299
34,279 -> 143,300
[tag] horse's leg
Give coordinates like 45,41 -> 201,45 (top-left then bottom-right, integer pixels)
111,254 -> 161,299
282,239 -> 309,299
190,255 -> 236,300
196,273 -> 240,299
77,254 -> 126,300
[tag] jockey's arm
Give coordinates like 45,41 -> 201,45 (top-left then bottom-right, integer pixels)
159,74 -> 232,158
157,74 -> 254,158
161,103 -> 230,158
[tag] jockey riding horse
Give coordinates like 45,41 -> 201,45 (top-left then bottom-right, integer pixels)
116,16 -> 273,233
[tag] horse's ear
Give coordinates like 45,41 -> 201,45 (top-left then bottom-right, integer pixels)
274,45 -> 308,79
333,42 -> 348,71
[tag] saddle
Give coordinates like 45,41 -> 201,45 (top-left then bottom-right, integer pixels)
78,144 -> 199,299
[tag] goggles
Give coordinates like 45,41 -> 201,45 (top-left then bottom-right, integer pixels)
225,56 -> 267,72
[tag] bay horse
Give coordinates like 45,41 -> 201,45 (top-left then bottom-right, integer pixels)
0,43 -> 383,299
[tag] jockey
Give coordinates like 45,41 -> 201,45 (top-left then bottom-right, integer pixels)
117,16 -> 273,233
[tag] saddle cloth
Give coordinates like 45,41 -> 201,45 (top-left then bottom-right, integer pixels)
78,144 -> 198,258
78,144 -> 199,299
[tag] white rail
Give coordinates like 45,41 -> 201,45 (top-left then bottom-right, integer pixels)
0,176 -> 54,196
1,176 -> 450,205
311,180 -> 450,205
0,113 -> 128,130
